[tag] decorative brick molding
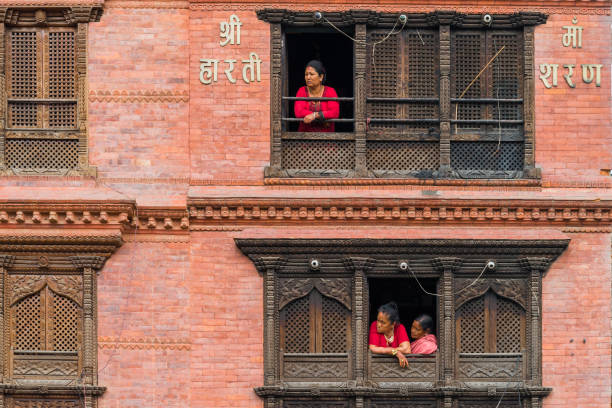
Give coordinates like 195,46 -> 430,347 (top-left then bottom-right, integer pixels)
188,198 -> 612,226
106,0 -> 188,9
135,207 -> 189,232
89,90 -> 189,103
98,337 -> 191,351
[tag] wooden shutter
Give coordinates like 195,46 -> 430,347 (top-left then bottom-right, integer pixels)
455,290 -> 525,354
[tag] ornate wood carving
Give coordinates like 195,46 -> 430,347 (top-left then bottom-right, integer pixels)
454,279 -> 528,311
458,361 -> 521,379
439,24 -> 451,176
9,275 -> 83,307
370,357 -> 436,379
275,276 -> 352,310
13,358 -> 78,377
284,361 -> 348,378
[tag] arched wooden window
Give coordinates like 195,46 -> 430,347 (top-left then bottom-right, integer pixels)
456,289 -> 525,354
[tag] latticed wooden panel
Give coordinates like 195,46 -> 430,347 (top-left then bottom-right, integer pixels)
281,140 -> 355,170
48,31 -> 75,98
458,296 -> 485,353
450,141 -> 523,171
367,32 -> 399,130
9,103 -> 40,128
490,32 -> 522,133
321,295 -> 349,353
495,297 -> 523,353
48,103 -> 76,128
8,31 -> 38,98
282,296 -> 311,353
457,401 -> 521,408
5,139 -> 79,169
11,399 -> 80,408
367,141 -> 439,171
14,293 -> 44,351
452,32 -> 484,130
50,292 -> 79,352
404,31 -> 439,132
371,401 -> 437,408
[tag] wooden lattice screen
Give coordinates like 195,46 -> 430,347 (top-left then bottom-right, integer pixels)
456,290 -> 525,354
450,30 -> 524,174
12,287 -> 82,353
5,27 -> 78,171
366,29 -> 440,174
280,288 -> 351,354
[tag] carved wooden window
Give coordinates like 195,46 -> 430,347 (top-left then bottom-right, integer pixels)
5,26 -> 79,172
450,30 -> 524,176
456,290 -> 525,354
261,11 -> 543,180
7,397 -> 81,408
0,7 -> 100,176
10,277 -> 83,380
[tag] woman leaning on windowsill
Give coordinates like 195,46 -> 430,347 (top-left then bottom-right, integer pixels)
294,59 -> 340,132
368,302 -> 411,368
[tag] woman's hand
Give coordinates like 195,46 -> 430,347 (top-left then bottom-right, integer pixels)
396,350 -> 409,368
303,112 -> 317,124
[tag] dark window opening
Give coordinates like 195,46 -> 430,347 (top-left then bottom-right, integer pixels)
285,28 -> 354,133
368,278 -> 438,344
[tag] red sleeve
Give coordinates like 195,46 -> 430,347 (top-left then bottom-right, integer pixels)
294,87 -> 311,118
396,324 -> 410,345
368,321 -> 380,346
321,87 -> 340,119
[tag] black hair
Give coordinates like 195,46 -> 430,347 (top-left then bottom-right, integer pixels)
378,302 -> 400,324
414,314 -> 434,334
305,60 -> 326,82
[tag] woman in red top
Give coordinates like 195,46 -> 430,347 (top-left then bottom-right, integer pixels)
294,60 -> 340,132
368,302 -> 411,367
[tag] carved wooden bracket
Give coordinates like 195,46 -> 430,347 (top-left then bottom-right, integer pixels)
70,255 -> 106,271
343,257 -> 376,273
0,255 -> 14,268
254,256 -> 286,275
431,257 -> 462,272
519,257 -> 551,274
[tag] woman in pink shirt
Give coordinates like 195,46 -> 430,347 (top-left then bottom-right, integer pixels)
410,314 -> 438,354
294,60 -> 340,132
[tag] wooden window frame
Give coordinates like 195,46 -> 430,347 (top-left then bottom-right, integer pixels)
236,238 -> 568,407
258,10 -> 546,180
0,7 -> 102,176
0,232 -> 121,406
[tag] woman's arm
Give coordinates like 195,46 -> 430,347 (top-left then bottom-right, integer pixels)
294,87 -> 312,118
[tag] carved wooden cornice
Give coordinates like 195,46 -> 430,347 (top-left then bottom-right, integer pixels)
256,9 -> 547,27
0,203 -> 189,233
0,383 -> 106,396
1,6 -> 103,25
236,239 -> 569,263
189,198 -> 612,226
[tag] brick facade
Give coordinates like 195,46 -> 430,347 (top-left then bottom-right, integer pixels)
0,0 -> 610,407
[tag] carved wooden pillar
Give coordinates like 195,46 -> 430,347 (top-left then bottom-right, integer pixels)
264,396 -> 277,408
432,257 -> 462,385
0,255 -> 14,384
438,24 -> 451,177
75,22 -> 90,174
522,26 -> 537,178
255,257 -> 284,386
70,256 -> 105,387
520,257 -> 549,386
355,396 -> 364,408
266,23 -> 283,177
0,10 -> 6,172
344,257 -> 374,384
354,23 -> 367,177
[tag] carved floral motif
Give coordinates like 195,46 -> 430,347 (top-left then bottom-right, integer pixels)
454,279 -> 527,310
278,278 -> 352,310
284,361 -> 348,378
10,275 -> 82,306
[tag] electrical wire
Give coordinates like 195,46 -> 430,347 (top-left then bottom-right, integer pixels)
406,261 -> 491,297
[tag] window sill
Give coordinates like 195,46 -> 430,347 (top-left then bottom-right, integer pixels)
264,175 -> 542,187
